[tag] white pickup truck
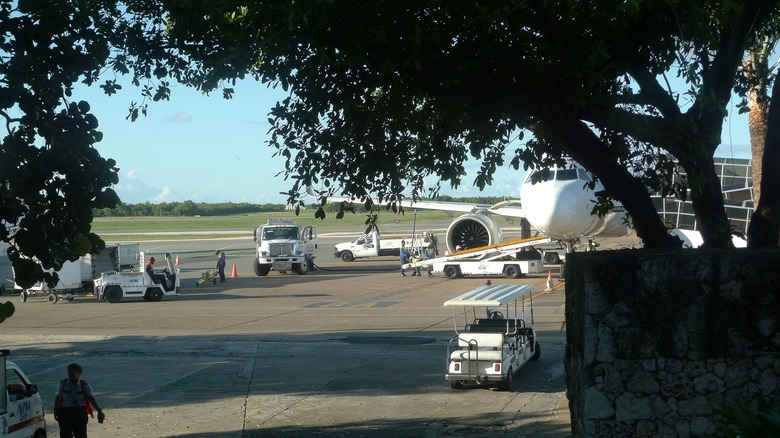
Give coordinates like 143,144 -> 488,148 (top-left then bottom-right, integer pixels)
334,230 -> 436,262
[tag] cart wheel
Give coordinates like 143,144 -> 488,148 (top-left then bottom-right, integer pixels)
104,286 -> 123,303
449,380 -> 464,390
146,287 -> 163,302
47,293 -> 59,304
531,341 -> 541,361
19,290 -> 28,303
66,296 -> 74,302
497,367 -> 513,391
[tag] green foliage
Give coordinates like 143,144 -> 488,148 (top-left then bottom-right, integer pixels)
0,301 -> 14,324
93,201 -> 292,217
3,0 -> 780,303
0,1 -> 125,288
139,0 -> 777,249
717,397 -> 780,437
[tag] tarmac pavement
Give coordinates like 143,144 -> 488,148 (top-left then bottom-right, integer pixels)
1,231 -> 576,437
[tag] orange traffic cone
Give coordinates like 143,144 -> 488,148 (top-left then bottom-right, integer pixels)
175,254 -> 180,265
231,263 -> 239,278
544,271 -> 554,292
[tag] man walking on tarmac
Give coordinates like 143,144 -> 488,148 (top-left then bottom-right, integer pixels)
54,363 -> 105,438
216,249 -> 226,282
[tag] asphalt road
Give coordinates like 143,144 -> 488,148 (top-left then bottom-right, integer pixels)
1,230 -> 574,438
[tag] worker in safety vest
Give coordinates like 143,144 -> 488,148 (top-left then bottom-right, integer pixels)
54,363 -> 105,438
215,249 -> 227,282
399,240 -> 409,277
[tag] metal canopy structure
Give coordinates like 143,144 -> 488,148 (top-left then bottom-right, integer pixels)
443,284 -> 533,308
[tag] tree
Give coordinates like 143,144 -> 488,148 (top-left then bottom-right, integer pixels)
3,0 -> 780,307
735,19 -> 780,247
0,1 -> 129,295
141,1 -> 778,249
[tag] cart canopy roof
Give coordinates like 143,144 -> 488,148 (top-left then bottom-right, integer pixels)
443,284 -> 533,307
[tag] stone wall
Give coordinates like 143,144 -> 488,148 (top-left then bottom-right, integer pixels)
565,248 -> 780,437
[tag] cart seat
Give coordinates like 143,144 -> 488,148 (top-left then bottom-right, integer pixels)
450,349 -> 504,362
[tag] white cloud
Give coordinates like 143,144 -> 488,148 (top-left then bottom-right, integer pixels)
164,112 -> 193,123
153,186 -> 173,202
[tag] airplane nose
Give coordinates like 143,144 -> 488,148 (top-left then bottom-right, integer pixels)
545,188 -> 582,236
526,184 -> 589,238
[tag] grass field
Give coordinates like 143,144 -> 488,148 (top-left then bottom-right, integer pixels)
93,210 -> 452,241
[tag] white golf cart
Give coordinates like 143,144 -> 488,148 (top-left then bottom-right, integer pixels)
444,283 -> 541,391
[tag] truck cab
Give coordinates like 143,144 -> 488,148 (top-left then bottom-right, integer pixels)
1,350 -> 47,438
253,219 -> 318,276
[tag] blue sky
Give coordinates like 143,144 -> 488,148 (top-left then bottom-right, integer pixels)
76,79 -> 752,205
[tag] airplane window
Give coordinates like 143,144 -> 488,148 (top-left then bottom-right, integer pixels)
556,169 -> 578,181
523,171 -> 537,184
578,168 -> 593,182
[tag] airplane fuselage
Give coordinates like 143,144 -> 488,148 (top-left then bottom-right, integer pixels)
519,166 -> 628,241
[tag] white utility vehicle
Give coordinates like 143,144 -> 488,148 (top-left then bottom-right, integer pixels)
333,229 -> 436,262
444,284 -> 540,391
15,242 -> 140,304
93,252 -> 180,303
405,236 -> 550,279
1,350 -> 47,438
253,219 -> 317,275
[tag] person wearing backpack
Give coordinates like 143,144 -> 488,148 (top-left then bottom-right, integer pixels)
54,363 -> 105,438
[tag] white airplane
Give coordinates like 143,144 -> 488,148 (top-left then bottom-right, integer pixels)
326,157 -> 752,253
327,161 -> 629,254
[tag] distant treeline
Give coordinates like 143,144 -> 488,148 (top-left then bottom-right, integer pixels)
93,196 -> 511,217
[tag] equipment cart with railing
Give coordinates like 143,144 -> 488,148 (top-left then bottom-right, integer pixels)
444,283 -> 541,391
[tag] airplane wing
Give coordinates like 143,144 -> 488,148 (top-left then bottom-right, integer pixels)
326,196 -> 526,219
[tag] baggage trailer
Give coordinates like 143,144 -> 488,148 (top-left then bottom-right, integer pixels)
14,243 -> 141,304
403,236 -> 551,279
444,284 -> 541,390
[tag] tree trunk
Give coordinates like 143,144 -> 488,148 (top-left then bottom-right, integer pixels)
747,76 -> 780,246
678,156 -> 735,248
550,117 -> 682,249
748,92 -> 769,206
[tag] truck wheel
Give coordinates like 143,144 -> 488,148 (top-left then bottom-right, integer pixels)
47,293 -> 58,304
340,251 -> 354,262
253,258 -> 270,276
497,367 -> 513,391
19,290 -> 28,303
294,261 -> 310,275
544,252 -> 560,264
449,380 -> 464,390
531,341 -> 541,361
504,265 -> 521,279
444,265 -> 459,279
104,286 -> 123,303
146,287 -> 163,302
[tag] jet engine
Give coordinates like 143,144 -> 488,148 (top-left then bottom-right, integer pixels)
445,213 -> 503,253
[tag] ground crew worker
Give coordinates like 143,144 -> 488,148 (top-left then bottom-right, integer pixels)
399,240 -> 409,277
145,256 -> 158,283
215,249 -> 226,282
586,239 -> 597,252
424,245 -> 436,277
54,363 -> 105,438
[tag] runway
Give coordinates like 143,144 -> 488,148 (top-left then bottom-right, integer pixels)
2,230 -> 574,437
